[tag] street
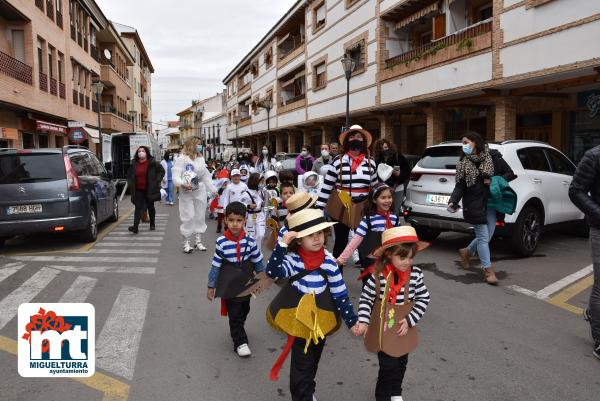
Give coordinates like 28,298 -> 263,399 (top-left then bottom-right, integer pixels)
0,200 -> 597,401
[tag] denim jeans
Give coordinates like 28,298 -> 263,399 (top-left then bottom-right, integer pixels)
166,180 -> 174,203
466,207 -> 496,269
590,227 -> 600,343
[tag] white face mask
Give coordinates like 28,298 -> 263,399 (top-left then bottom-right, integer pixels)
138,151 -> 147,159
321,150 -> 329,158
301,151 -> 308,157
262,149 -> 269,156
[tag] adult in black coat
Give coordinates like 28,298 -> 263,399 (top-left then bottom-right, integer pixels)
127,146 -> 165,234
448,132 -> 499,285
373,138 -> 411,188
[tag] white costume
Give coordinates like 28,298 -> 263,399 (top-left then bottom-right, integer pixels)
254,157 -> 277,174
218,181 -> 248,209
240,188 -> 266,250
173,154 -> 216,250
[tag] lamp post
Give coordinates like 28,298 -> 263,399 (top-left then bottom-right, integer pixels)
340,55 -> 356,131
129,110 -> 136,132
260,98 -> 273,150
233,115 -> 240,156
91,82 -> 104,160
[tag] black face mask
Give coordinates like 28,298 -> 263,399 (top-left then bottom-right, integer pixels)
348,140 -> 364,151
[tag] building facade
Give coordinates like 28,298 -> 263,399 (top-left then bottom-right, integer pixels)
222,0 -> 600,162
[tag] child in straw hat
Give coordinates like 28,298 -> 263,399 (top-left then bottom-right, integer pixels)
355,226 -> 431,401
265,208 -> 362,400
276,191 -> 318,241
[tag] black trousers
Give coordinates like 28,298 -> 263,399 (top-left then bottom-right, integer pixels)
375,352 -> 408,401
290,337 -> 326,401
225,297 -> 250,349
333,222 -> 350,258
133,190 -> 155,226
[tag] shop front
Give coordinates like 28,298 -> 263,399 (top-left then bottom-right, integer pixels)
568,90 -> 600,162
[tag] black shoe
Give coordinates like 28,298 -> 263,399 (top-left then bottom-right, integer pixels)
149,223 -> 156,231
216,226 -> 222,233
128,225 -> 138,234
594,342 -> 600,361
584,307 -> 593,340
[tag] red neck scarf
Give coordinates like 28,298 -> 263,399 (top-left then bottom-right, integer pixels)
224,229 -> 245,262
297,247 -> 325,271
376,209 -> 394,229
346,152 -> 365,174
382,263 -> 411,305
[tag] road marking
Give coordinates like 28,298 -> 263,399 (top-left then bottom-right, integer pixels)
506,285 -> 539,298
48,265 -> 156,274
86,249 -> 161,254
547,275 -> 594,315
110,230 -> 166,235
0,267 -> 60,330
96,286 -> 150,380
0,335 -> 130,401
59,276 -> 97,303
0,262 -> 26,284
106,233 -> 165,237
507,265 -> 593,300
95,242 -> 164,247
12,256 -> 158,263
80,208 -> 135,252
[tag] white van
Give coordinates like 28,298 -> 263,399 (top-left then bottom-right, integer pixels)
102,132 -> 161,187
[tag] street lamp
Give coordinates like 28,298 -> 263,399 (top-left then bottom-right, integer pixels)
91,82 -> 104,160
260,98 -> 273,150
340,55 -> 356,131
129,110 -> 136,132
233,115 -> 240,157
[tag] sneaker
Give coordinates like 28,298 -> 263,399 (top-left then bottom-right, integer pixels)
183,240 -> 193,254
391,397 -> 404,401
128,225 -> 138,234
236,343 -> 251,357
458,248 -> 470,269
312,396 -> 318,401
484,266 -> 499,285
594,342 -> 600,361
195,235 -> 206,251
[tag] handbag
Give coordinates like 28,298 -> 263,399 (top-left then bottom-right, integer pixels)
364,269 -> 419,357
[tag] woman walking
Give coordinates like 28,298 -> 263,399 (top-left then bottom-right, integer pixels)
316,125 -> 378,258
173,137 -> 216,253
448,131 -> 506,285
128,146 -> 164,234
373,139 -> 411,189
295,145 -> 315,176
160,151 -> 175,205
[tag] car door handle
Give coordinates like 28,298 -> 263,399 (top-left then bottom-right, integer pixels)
562,180 -> 569,185
533,178 -> 542,184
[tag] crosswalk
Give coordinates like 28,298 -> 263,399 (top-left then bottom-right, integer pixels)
0,212 -> 170,382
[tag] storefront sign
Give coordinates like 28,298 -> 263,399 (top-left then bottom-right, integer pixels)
36,120 -> 68,135
68,128 -> 87,144
0,127 -> 19,140
68,121 -> 86,128
577,91 -> 600,118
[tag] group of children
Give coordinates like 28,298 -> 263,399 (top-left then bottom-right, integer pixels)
206,170 -> 431,401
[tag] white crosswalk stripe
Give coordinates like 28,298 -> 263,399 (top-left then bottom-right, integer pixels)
0,262 -> 26,284
48,265 -> 156,274
12,256 -> 159,263
58,276 -> 97,303
86,249 -> 161,254
95,242 -> 164,247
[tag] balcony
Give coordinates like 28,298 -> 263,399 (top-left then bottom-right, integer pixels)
49,77 -> 57,96
380,19 -> 492,82
39,72 -> 48,92
59,82 -> 65,98
100,64 -> 130,90
100,106 -> 132,132
0,51 -> 33,85
278,94 -> 306,114
277,41 -> 305,69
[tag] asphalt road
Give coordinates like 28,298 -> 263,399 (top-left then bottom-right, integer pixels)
0,201 -> 597,401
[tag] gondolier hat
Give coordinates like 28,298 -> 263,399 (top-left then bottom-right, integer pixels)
285,192 -> 317,216
372,226 -> 430,257
287,209 -> 336,239
339,124 -> 373,148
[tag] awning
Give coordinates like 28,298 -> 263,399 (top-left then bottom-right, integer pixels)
36,120 -> 68,135
396,2 -> 439,30
85,127 -> 100,144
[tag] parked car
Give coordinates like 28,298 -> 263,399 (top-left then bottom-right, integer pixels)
403,140 -> 586,256
275,152 -> 300,182
393,154 -> 421,215
0,146 -> 118,247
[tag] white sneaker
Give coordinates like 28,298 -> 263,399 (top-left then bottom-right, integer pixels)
390,396 -> 404,401
196,242 -> 207,251
236,343 -> 251,357
312,396 -> 318,401
183,240 -> 193,253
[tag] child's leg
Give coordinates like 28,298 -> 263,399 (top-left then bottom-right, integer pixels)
375,352 -> 408,401
290,337 -> 326,401
225,298 -> 251,350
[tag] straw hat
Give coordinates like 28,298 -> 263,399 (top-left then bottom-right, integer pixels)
339,124 -> 373,148
287,209 -> 336,239
372,226 -> 430,257
285,192 -> 317,215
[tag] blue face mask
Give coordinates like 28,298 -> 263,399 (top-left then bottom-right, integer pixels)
196,145 -> 203,153
462,144 -> 472,155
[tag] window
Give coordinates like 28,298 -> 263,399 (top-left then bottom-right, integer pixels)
47,47 -> 54,78
264,46 -> 273,68
478,5 -> 493,22
313,1 -> 326,33
0,153 -> 65,184
37,38 -> 44,73
418,146 -> 461,170
312,60 -> 327,91
545,149 -> 575,176
517,148 -> 551,172
11,30 -> 25,62
279,68 -> 306,105
58,53 -> 64,82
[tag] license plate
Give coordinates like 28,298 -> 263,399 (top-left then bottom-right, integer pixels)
426,194 -> 450,205
6,204 -> 42,215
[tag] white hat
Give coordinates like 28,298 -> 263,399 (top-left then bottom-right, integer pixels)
377,163 -> 394,182
230,169 -> 241,177
287,209 -> 336,239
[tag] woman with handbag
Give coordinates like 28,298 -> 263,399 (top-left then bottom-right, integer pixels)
316,124 -> 379,258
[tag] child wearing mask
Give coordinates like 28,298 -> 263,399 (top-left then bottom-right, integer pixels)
240,173 -> 267,250
219,169 -> 249,215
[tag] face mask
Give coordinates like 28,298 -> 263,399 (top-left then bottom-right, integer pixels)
462,144 -> 473,155
262,149 -> 269,156
196,145 -> 203,153
301,151 -> 308,157
138,151 -> 147,159
321,150 -> 330,158
348,140 -> 363,151
383,149 -> 390,156
258,184 -> 265,191
169,155 -> 173,160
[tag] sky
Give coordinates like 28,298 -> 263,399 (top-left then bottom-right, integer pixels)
96,0 -> 297,123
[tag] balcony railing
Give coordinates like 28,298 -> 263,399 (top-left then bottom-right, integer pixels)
0,50 -> 33,85
59,82 -> 65,98
56,11 -> 63,29
46,1 -> 54,20
385,19 -> 493,67
39,72 -> 48,92
72,89 -> 78,105
278,36 -> 305,61
49,77 -> 57,95
35,0 -> 43,11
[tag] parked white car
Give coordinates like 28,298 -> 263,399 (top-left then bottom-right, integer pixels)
403,140 -> 586,256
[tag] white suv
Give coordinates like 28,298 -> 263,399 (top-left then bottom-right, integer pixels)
403,140 -> 586,256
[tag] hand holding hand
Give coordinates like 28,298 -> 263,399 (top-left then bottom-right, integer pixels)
282,231 -> 298,246
396,318 -> 409,337
350,323 -> 365,337
484,178 -> 491,186
206,288 -> 215,301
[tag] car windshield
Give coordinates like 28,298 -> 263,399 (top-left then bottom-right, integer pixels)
418,146 -> 461,170
0,153 -> 65,184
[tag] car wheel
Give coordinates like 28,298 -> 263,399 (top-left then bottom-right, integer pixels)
412,224 -> 441,242
511,205 -> 542,257
108,197 -> 119,222
80,206 -> 98,243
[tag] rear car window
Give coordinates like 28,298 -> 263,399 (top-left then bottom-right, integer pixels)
0,153 -> 65,184
517,148 -> 551,172
417,146 -> 461,170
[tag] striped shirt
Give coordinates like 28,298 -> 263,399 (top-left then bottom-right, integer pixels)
355,213 -> 400,237
207,235 -> 264,288
316,154 -> 378,209
267,243 -> 358,328
277,224 -> 288,240
358,266 -> 430,327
